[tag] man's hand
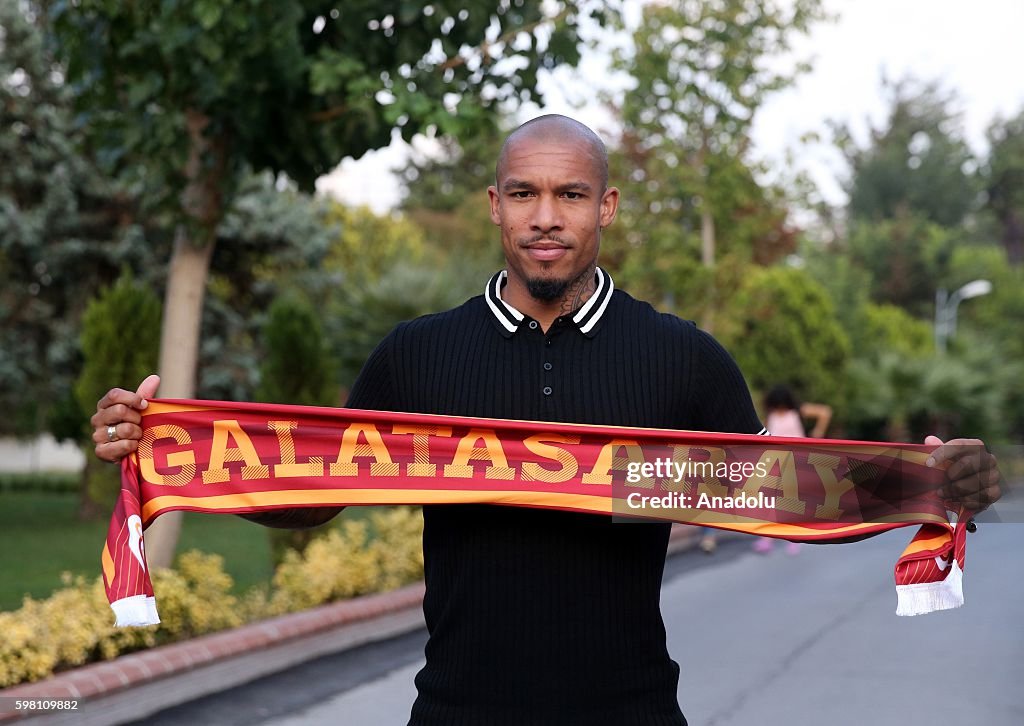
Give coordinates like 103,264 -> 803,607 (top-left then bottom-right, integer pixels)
925,435 -> 1002,514
90,375 -> 160,462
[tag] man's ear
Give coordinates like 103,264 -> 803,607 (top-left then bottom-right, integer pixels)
600,187 -> 620,228
487,186 -> 502,225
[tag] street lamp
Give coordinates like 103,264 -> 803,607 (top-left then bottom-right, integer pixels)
934,279 -> 993,353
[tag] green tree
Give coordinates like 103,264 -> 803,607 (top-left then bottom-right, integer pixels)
256,296 -> 337,407
833,78 -> 977,227
718,266 -> 850,408
328,259 -> 483,391
859,303 -> 934,359
941,244 -> 1024,438
0,3 -> 164,438
322,203 -> 429,284
803,243 -> 872,332
606,0 -> 824,327
845,348 -> 1013,443
311,201 -> 489,391
603,140 -> 797,317
74,273 -> 161,517
400,132 -> 502,214
824,251 -> 1021,443
255,295 -> 337,562
199,173 -> 339,402
982,109 -> 1024,264
51,0 -> 609,565
844,212 -> 957,315
839,303 -> 934,441
399,131 -> 506,268
818,83 -> 1019,442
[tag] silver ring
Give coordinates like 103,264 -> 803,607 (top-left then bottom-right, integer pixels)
107,424 -> 118,443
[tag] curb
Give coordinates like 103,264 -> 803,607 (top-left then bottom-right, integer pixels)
0,583 -> 425,725
1,525 -> 719,724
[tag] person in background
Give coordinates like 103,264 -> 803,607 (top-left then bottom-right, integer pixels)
763,384 -> 831,439
698,527 -> 718,554
754,384 -> 833,554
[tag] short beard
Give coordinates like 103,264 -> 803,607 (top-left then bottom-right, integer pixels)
526,276 -> 571,302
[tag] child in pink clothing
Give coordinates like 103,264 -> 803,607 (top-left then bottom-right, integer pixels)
755,385 -> 833,555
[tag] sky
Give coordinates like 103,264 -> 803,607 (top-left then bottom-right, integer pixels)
316,0 -> 1024,213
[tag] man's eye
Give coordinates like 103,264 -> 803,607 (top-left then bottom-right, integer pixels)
562,192 -> 582,200
511,191 -> 533,199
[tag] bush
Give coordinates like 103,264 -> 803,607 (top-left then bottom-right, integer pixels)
0,574 -> 157,687
719,266 -> 851,407
255,294 -> 339,563
256,295 -> 337,407
0,472 -> 78,494
268,508 -> 424,615
74,273 -> 161,510
0,507 -> 423,687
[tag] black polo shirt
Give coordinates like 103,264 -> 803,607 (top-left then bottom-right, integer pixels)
346,268 -> 764,726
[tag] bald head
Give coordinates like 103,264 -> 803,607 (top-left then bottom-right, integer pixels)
496,115 -> 609,190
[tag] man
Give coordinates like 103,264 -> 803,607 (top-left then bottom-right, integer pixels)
92,115 -> 1000,725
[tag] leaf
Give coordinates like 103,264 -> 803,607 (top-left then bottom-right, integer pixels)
125,73 -> 164,109
398,1 -> 422,25
193,1 -> 223,30
195,33 -> 224,63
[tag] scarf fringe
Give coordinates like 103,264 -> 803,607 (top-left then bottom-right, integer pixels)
111,594 -> 161,627
895,559 -> 963,616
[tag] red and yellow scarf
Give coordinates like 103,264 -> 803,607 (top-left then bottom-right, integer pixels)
103,399 -> 970,626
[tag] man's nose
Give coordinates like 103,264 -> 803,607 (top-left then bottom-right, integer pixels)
530,194 -> 563,233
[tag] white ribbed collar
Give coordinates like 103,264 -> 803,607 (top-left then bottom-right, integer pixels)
483,267 -> 615,338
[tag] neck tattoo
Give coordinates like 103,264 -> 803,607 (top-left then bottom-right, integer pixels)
558,267 -> 597,317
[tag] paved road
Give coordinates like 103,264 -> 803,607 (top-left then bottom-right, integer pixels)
667,525 -> 1024,726
141,524 -> 1024,726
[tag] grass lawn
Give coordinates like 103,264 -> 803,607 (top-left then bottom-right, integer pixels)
0,492 -> 381,612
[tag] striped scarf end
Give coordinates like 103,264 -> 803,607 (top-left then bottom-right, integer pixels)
895,560 -> 964,616
111,594 -> 161,627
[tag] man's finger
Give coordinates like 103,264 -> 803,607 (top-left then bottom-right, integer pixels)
983,464 -> 1002,489
94,439 -> 139,463
91,403 -> 143,428
91,422 -> 143,445
926,438 -> 985,468
94,375 -> 159,416
95,387 -> 138,413
135,374 -> 160,407
951,485 -> 1002,512
946,454 -> 981,483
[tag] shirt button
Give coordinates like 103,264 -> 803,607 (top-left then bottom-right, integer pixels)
543,362 -> 552,371
542,386 -> 553,396
528,321 -> 538,330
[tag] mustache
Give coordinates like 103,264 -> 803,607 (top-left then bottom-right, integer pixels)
519,234 -> 569,246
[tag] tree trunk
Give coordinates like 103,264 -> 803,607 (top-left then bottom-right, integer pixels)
142,110 -> 225,569
697,133 -> 717,333
700,205 -> 715,269
1002,210 -> 1023,265
700,205 -> 717,333
76,453 -> 105,521
141,231 -> 215,567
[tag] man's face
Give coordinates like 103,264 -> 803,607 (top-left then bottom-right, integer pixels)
488,135 -> 619,301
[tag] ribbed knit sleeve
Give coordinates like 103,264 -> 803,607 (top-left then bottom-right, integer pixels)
344,327 -> 397,411
690,329 -> 764,435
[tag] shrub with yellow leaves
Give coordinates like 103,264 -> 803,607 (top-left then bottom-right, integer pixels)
0,507 -> 424,687
149,552 -> 244,641
370,507 -> 426,590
